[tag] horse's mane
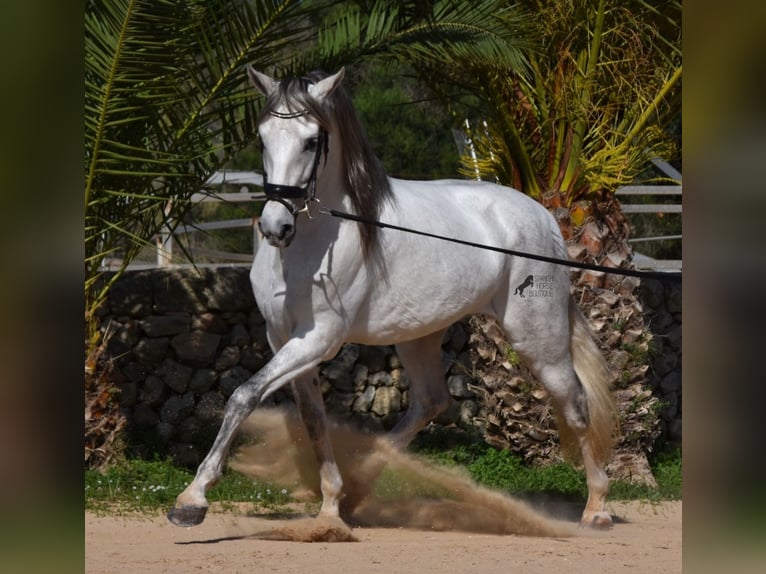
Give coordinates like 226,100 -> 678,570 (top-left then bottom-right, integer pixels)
258,71 -> 393,257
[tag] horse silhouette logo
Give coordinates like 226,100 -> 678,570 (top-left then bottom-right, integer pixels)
514,274 -> 534,297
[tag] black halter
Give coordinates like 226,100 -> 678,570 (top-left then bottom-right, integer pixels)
263,108 -> 329,217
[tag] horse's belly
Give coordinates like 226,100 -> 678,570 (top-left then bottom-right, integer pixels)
347,256 -> 502,345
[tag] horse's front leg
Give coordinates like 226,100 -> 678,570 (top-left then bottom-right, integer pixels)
291,373 -> 343,519
167,336 -> 336,527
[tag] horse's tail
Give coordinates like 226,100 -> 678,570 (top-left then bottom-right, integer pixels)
557,298 -> 618,465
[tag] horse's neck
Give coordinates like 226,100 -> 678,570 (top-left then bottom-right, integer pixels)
316,143 -> 349,209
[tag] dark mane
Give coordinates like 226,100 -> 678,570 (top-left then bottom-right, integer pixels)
258,71 -> 394,257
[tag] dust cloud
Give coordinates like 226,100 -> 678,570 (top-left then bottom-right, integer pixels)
229,408 -> 575,542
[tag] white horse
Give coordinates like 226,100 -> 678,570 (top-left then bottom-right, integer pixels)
168,68 -> 616,530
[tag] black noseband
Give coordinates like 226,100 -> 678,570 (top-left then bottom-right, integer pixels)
263,125 -> 328,217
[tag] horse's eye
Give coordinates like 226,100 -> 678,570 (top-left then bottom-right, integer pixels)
304,137 -> 319,153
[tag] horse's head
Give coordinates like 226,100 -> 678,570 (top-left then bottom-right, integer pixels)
248,67 -> 345,248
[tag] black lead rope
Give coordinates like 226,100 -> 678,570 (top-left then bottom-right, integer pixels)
323,208 -> 682,283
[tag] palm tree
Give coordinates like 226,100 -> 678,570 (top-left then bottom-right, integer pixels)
84,0 -> 530,345
416,0 -> 682,208
87,0 -> 283,334
388,0 -> 682,477
84,0 -> 533,466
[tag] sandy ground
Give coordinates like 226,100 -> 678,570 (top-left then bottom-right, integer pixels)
87,412 -> 682,573
85,499 -> 681,574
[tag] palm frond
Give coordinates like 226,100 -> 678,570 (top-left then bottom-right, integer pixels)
84,0 -> 311,320
317,0 -> 532,73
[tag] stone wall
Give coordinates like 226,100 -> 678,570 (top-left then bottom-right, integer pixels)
98,267 -> 680,470
639,278 -> 683,444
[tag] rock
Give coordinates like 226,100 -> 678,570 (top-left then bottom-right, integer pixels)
660,393 -> 678,421
659,372 -> 682,394
640,279 -> 665,309
158,358 -> 193,393
116,319 -> 142,347
152,270 -> 208,314
133,337 -> 170,364
352,364 -> 369,390
358,346 -> 388,373
108,271 -> 153,316
156,422 -> 175,444
118,380 -> 138,407
215,345 -> 241,371
459,400 -> 478,425
352,386 -> 376,413
140,314 -> 191,337
666,284 -> 682,314
140,375 -> 166,407
228,323 -> 251,346
391,368 -> 409,390
371,386 -> 402,417
170,443 -> 200,468
132,403 -> 159,429
445,323 -> 468,353
652,352 -> 677,377
192,312 -> 229,334
388,353 -> 402,369
160,392 -> 195,425
333,344 -> 360,371
667,417 -> 682,443
171,331 -> 221,367
196,391 -> 225,422
447,374 -> 475,399
219,366 -> 252,397
122,361 -> 148,383
325,392 -> 356,415
177,416 -> 203,444
369,371 -> 392,388
666,324 -> 682,350
189,368 -> 217,394
202,267 -> 254,311
321,362 -> 355,393
224,311 -> 248,326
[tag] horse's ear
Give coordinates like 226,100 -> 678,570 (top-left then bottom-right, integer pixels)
308,68 -> 345,102
247,66 -> 278,97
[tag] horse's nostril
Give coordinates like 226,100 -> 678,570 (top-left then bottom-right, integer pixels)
278,224 -> 294,240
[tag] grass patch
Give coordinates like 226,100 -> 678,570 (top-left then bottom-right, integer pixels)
416,439 -> 682,502
86,444 -> 681,515
85,458 -> 291,515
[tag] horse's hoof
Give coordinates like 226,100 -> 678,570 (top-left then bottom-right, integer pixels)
167,505 -> 208,527
580,511 -> 613,530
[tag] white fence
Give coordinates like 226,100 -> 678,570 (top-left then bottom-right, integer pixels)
116,160 -> 680,272
616,158 -> 682,271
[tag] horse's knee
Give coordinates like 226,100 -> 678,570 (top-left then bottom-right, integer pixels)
229,382 -> 262,413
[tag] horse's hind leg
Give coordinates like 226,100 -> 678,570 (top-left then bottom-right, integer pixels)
388,328 -> 454,448
500,299 -> 615,529
291,371 -> 343,519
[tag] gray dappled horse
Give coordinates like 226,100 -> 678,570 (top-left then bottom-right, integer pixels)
168,68 -> 616,530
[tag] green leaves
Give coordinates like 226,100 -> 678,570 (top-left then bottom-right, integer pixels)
318,0 -> 531,73
84,0 -> 306,323
429,0 -> 682,204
